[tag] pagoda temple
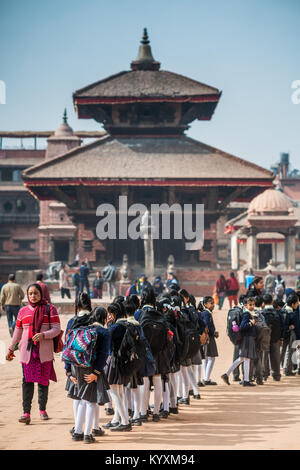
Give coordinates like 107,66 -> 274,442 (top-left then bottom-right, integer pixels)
23,29 -> 274,274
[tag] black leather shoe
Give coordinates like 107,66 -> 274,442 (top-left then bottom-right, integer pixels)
110,423 -> 132,432
152,414 -> 160,422
72,432 -> 84,441
130,418 -> 142,426
103,421 -> 119,429
92,428 -> 105,436
193,394 -> 201,399
139,414 -> 148,422
221,373 -> 230,385
169,407 -> 179,414
203,380 -> 217,385
256,380 -> 264,385
84,434 -> 96,443
197,381 -> 205,387
243,381 -> 256,387
178,398 -> 190,405
105,408 -> 114,416
159,410 -> 169,418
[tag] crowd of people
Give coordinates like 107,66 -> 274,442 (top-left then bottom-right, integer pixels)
3,269 -> 300,445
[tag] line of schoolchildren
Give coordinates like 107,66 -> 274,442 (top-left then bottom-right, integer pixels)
222,282 -> 300,386
62,287 -> 220,444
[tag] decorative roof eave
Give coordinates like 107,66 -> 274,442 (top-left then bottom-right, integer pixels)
74,94 -> 221,105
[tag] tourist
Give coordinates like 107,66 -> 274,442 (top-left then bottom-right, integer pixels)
226,272 -> 240,309
245,268 -> 255,290
221,296 -> 257,387
200,296 -> 219,385
264,270 -> 276,295
274,274 -> 285,302
36,273 -> 51,303
137,274 -> 152,296
102,261 -> 117,299
64,293 -> 110,443
247,276 -> 264,297
79,261 -> 90,294
71,268 -> 80,301
0,273 -> 25,336
214,274 -> 227,310
93,271 -> 104,299
6,283 -> 61,424
166,272 -> 179,291
262,294 -> 284,382
152,276 -> 165,296
59,265 -> 71,299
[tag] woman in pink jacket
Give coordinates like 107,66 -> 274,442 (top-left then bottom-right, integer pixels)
6,283 -> 61,425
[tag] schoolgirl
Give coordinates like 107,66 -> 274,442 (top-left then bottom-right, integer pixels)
201,296 -> 219,385
104,302 -> 132,432
221,296 -> 257,387
65,293 -> 110,443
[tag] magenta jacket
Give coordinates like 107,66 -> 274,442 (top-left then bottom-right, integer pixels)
9,304 -> 61,364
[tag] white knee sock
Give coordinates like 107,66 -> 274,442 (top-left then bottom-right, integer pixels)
162,382 -> 170,412
226,357 -> 245,377
176,370 -> 183,397
187,366 -> 198,395
193,364 -> 202,383
93,404 -> 100,430
140,377 -> 150,416
84,400 -> 97,436
73,399 -> 80,422
131,387 -> 141,420
74,399 -> 86,434
152,375 -> 163,415
180,366 -> 190,399
204,357 -> 215,381
109,384 -> 129,425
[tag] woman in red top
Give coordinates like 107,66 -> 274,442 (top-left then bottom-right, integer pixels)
226,272 -> 240,309
6,283 -> 61,425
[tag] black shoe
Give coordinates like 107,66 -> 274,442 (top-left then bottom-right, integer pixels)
243,381 -> 256,387
131,419 -> 142,426
178,398 -> 190,405
177,396 -> 182,403
152,414 -> 160,422
103,421 -> 119,429
233,377 -> 240,382
72,432 -> 84,441
203,380 -> 217,385
169,407 -> 179,414
221,373 -> 230,386
159,410 -> 169,418
69,426 -> 75,435
139,414 -> 148,422
273,377 -> 281,382
197,381 -> 205,387
105,408 -> 114,416
92,428 -> 105,436
193,394 -> 201,400
84,434 -> 96,443
285,372 -> 296,376
128,408 -> 134,418
110,423 -> 132,432
256,380 -> 264,385
189,390 -> 194,396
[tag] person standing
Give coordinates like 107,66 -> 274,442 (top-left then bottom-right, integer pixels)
102,261 -> 117,299
36,273 -> 51,303
275,275 -> 285,302
245,269 -> 255,290
6,283 -> 61,424
0,274 -> 25,336
262,294 -> 284,382
264,270 -> 276,295
59,265 -> 71,299
93,272 -> 104,299
72,268 -> 80,301
215,274 -> 227,310
247,276 -> 264,298
226,272 -> 240,309
79,262 -> 90,294
201,296 -> 219,385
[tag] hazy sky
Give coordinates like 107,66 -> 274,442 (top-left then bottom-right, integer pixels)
0,0 -> 299,171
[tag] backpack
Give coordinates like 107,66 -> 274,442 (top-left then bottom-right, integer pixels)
140,308 -> 169,356
275,281 -> 284,297
176,306 -> 201,361
227,306 -> 243,345
62,326 -> 98,367
254,319 -> 271,352
116,322 -> 147,377
263,309 -> 282,343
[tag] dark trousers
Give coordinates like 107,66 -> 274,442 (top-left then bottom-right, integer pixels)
252,351 -> 264,382
264,341 -> 281,380
61,287 -> 71,299
5,305 -> 20,335
22,375 -> 49,413
80,278 -> 90,294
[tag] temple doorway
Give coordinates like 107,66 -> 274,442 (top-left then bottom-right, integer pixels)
258,243 -> 272,269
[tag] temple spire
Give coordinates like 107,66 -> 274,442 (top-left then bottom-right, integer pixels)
131,28 -> 160,71
63,108 -> 68,124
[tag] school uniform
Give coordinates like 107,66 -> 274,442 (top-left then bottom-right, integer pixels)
262,305 -> 284,381
201,308 -> 218,383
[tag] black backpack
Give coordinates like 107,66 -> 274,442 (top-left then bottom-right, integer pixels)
254,319 -> 271,352
140,308 -> 169,356
263,308 -> 282,343
116,322 -> 146,377
176,306 -> 201,361
227,306 -> 243,345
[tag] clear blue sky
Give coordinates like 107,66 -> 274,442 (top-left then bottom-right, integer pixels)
0,0 -> 299,171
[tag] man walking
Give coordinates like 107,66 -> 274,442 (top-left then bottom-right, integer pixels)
79,261 -> 90,294
102,261 -> 117,299
0,274 -> 25,336
59,265 -> 71,299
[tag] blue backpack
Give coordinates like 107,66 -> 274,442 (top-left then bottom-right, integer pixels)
62,326 -> 98,367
